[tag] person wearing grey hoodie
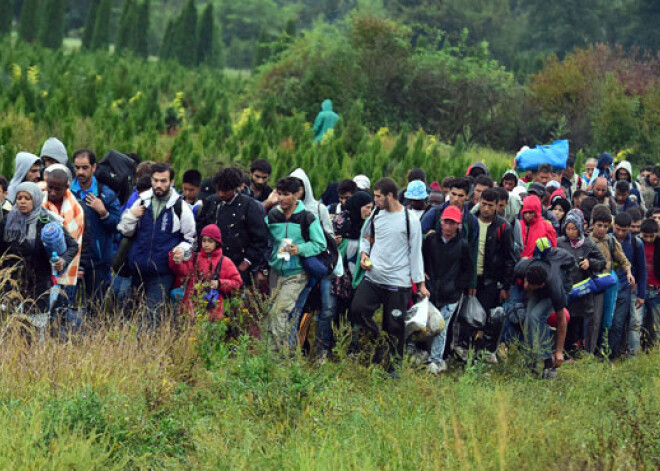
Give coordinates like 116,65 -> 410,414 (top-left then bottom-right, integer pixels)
613,161 -> 646,213
289,168 -> 342,358
8,152 -> 42,204
40,137 -> 69,168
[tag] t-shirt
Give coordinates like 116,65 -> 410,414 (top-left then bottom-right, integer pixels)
477,219 -> 491,276
645,243 -> 659,287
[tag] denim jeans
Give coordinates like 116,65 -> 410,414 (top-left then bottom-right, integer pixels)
628,301 -> 644,355
430,302 -> 458,364
315,278 -> 337,352
499,285 -> 524,345
134,273 -> 173,330
112,274 -> 133,309
608,279 -> 632,358
524,295 -> 554,361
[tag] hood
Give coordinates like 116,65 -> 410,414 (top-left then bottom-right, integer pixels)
200,224 -> 223,245
466,161 -> 490,177
563,209 -> 585,240
40,137 -> 68,165
597,152 -> 614,169
8,152 -> 40,203
521,195 -> 543,221
290,168 -> 318,213
500,169 -> 518,185
550,188 -> 566,201
321,99 -> 333,112
614,161 -> 633,182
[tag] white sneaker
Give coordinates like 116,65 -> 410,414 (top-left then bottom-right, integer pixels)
484,352 -> 498,365
454,346 -> 469,362
427,361 -> 448,375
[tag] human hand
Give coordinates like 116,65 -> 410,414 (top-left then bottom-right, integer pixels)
86,194 -> 107,217
210,280 -> 219,290
288,244 -> 299,256
579,259 -> 589,270
53,258 -> 65,272
238,261 -> 250,272
553,350 -> 564,368
131,204 -> 146,218
635,297 -> 645,309
500,289 -> 510,302
419,284 -> 430,299
360,253 -> 372,271
172,248 -> 184,263
627,272 -> 635,286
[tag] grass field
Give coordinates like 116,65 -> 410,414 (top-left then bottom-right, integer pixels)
0,311 -> 657,470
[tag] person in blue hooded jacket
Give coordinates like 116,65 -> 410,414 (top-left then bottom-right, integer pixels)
591,152 -> 614,183
313,99 -> 339,144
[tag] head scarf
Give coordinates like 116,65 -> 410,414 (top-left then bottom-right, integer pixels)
563,209 -> 585,248
4,182 -> 48,246
345,191 -> 373,239
8,152 -> 40,204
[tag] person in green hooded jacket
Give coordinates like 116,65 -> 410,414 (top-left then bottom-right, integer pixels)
313,99 -> 339,144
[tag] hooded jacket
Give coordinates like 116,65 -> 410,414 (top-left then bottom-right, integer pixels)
265,200 -> 327,277
556,210 -> 606,285
592,153 -> 614,181
519,195 -> 557,258
40,138 -> 68,165
473,212 -> 516,289
466,161 -> 490,177
8,152 -> 40,204
118,189 -> 196,277
613,161 -> 645,211
290,168 -> 334,236
169,224 -> 242,321
423,231 -> 474,305
313,99 -> 339,143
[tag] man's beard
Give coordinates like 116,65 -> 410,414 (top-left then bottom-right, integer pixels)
154,187 -> 168,197
252,180 -> 265,191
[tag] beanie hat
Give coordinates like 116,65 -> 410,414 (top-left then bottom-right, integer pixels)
404,180 -> 429,201
40,137 -> 68,165
200,224 -> 223,246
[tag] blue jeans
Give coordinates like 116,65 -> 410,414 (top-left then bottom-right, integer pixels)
609,280 -> 632,357
628,301 -> 644,355
499,285 -> 525,345
134,273 -> 173,330
112,274 -> 133,309
315,278 -> 337,352
430,302 -> 458,364
524,295 -> 554,361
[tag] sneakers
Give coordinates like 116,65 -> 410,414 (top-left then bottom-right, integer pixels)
484,352 -> 498,365
427,361 -> 448,375
454,346 -> 469,362
542,367 -> 557,380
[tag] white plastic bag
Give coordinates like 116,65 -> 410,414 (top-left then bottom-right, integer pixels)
427,301 -> 446,335
405,298 -> 429,337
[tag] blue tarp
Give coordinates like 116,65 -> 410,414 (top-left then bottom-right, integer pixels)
515,139 -> 569,171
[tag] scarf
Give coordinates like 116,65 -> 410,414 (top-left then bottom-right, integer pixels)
563,209 -> 585,249
4,182 -> 48,246
345,191 -> 373,240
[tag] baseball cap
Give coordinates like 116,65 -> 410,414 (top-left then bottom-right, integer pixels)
404,180 -> 429,200
527,182 -> 546,197
441,205 -> 462,223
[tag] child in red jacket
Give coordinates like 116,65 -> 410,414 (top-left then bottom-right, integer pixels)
169,224 -> 243,320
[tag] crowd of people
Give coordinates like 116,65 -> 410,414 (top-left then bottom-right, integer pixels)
3,138 -> 660,379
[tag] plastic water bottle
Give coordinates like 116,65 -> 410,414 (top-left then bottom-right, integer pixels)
50,251 -> 59,277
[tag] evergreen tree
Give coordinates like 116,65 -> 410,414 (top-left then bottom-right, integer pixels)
90,0 -> 112,51
38,0 -> 65,49
173,0 -> 198,67
135,0 -> 150,57
253,29 -> 271,67
116,0 -> 136,53
160,18 -> 175,59
82,0 -> 99,49
196,3 -> 213,65
0,0 -> 12,36
18,0 -> 40,43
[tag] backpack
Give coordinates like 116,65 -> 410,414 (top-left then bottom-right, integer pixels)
95,150 -> 137,205
300,207 -> 339,279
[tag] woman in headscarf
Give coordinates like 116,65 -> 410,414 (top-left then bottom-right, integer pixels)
550,195 -> 571,236
0,182 -> 78,313
556,209 -> 606,353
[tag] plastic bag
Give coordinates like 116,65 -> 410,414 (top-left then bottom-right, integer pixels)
457,296 -> 487,329
515,139 -> 569,171
405,298 -> 429,337
427,301 -> 446,335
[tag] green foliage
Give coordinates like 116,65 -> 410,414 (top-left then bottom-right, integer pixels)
18,0 -> 40,43
173,0 -> 198,67
90,0 -> 112,51
135,0 -> 150,58
0,0 -> 12,36
81,0 -> 99,50
196,3 -> 214,65
116,0 -> 137,53
38,0 -> 65,49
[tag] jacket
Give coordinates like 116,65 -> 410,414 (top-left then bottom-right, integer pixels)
266,201 -> 327,277
590,233 -> 631,273
422,203 -> 479,289
618,232 -> 646,299
614,161 -> 645,211
71,177 -> 122,269
557,236 -> 606,284
290,168 -> 334,236
474,213 -> 516,289
8,152 -> 40,204
169,248 -> 242,321
313,99 -> 339,143
118,189 -> 196,277
196,193 -> 268,270
422,232 -> 474,306
641,176 -> 660,210
0,212 -> 78,307
514,248 -> 574,312
519,196 -> 557,258
560,173 -> 583,201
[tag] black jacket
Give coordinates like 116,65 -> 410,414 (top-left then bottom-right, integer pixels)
474,214 -> 516,289
556,236 -> 606,284
423,232 -> 474,306
196,193 -> 268,270
0,215 -> 78,306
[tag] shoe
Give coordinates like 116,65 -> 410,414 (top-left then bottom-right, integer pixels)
454,346 -> 469,362
542,367 -> 557,380
427,361 -> 448,375
387,369 -> 401,380
316,350 -> 329,366
484,352 -> 498,365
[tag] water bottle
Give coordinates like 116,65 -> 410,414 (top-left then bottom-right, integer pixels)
50,251 -> 60,277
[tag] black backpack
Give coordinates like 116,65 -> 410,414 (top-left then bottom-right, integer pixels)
300,207 -> 339,277
95,150 -> 137,205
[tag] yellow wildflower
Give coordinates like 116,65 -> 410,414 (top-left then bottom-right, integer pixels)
129,91 -> 143,104
11,64 -> 21,82
377,127 -> 389,137
27,65 -> 39,85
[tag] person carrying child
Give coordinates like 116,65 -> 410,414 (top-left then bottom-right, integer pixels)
169,224 -> 243,321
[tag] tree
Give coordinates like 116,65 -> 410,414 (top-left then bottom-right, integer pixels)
160,18 -> 175,59
90,0 -> 112,51
196,3 -> 213,65
82,0 -> 99,49
173,0 -> 198,67
18,0 -> 40,43
135,0 -> 150,57
0,0 -> 12,36
116,0 -> 136,53
38,0 -> 65,49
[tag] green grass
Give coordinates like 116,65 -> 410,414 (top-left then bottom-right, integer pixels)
0,315 -> 657,469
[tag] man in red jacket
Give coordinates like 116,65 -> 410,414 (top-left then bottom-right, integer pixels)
519,195 -> 557,258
